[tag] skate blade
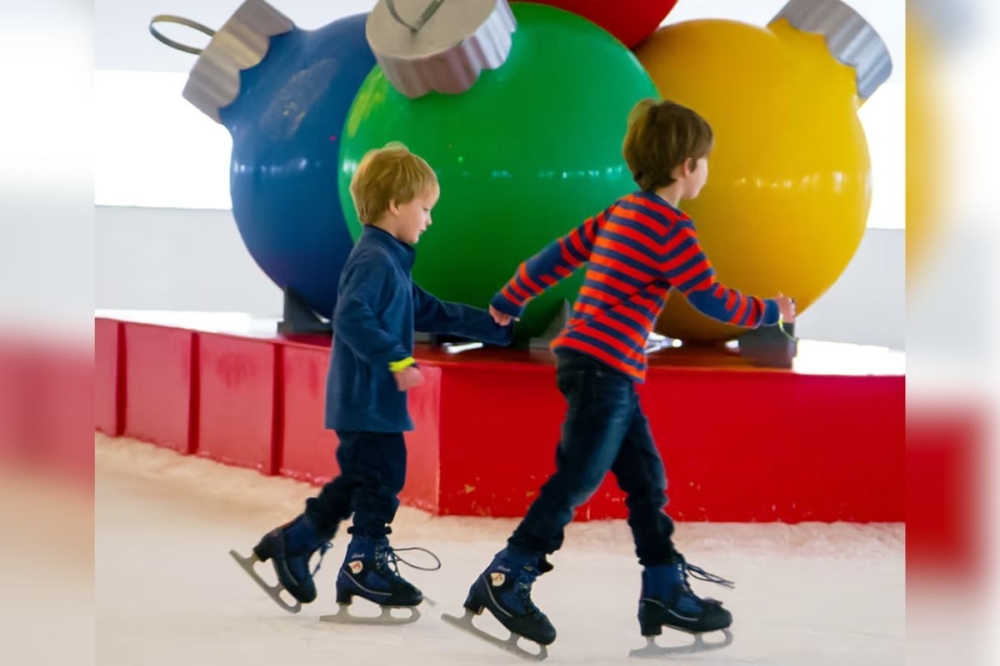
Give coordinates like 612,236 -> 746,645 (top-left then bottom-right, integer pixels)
319,601 -> 421,626
441,609 -> 548,662
629,628 -> 733,658
228,549 -> 302,614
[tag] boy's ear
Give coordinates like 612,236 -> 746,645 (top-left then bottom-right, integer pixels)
387,198 -> 399,215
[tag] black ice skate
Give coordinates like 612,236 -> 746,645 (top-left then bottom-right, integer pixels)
230,513 -> 333,614
442,546 -> 555,662
319,535 -> 441,626
629,554 -> 735,658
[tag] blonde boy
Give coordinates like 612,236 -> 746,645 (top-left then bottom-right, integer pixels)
241,144 -> 512,621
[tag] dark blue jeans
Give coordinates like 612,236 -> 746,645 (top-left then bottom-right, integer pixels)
305,430 -> 407,539
508,351 -> 676,566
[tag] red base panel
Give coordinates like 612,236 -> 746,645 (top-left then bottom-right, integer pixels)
278,344 -> 340,484
432,353 -> 904,522
95,319 -> 122,437
95,311 -> 906,523
122,323 -> 195,454
197,334 -> 277,474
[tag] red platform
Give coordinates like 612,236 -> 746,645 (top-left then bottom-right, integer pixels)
94,310 -> 905,523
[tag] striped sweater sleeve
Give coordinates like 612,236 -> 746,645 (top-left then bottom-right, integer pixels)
661,220 -> 780,327
490,209 -> 606,318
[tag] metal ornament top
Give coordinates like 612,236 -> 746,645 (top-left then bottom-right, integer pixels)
366,0 -> 517,99
772,0 -> 893,102
155,0 -> 295,123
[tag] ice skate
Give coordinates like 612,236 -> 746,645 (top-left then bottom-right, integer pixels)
442,547 -> 555,661
230,513 -> 333,613
629,555 -> 736,658
319,535 -> 440,626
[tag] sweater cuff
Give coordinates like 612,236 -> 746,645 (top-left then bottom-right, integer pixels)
389,357 -> 417,372
762,299 -> 781,326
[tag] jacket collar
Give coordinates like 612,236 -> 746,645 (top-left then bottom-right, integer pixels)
361,224 -> 415,271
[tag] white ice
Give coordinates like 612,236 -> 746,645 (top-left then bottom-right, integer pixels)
96,435 -> 904,666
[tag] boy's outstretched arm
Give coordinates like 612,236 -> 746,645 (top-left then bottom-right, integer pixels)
412,284 -> 513,347
490,208 -> 608,318
662,221 -> 781,328
334,263 -> 414,370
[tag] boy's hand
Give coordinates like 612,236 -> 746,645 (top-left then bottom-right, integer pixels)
490,305 -> 516,326
394,365 -> 424,391
775,293 -> 796,323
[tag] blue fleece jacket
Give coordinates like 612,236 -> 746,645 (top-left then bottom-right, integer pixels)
325,226 -> 513,432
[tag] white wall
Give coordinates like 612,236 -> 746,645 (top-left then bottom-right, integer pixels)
95,205 -> 905,349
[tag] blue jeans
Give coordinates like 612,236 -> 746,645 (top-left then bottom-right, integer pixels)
305,430 -> 406,539
508,351 -> 676,566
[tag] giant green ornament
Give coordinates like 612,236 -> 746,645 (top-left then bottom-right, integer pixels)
339,2 -> 660,342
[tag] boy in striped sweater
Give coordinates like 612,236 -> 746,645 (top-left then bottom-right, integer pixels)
455,100 -> 795,652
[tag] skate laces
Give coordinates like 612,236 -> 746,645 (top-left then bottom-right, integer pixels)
375,544 -> 442,580
514,564 -> 545,615
310,541 -> 333,577
682,561 -> 735,589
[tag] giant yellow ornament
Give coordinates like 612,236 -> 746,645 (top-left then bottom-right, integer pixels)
636,0 -> 893,342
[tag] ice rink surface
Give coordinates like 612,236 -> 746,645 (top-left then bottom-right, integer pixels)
96,435 -> 904,665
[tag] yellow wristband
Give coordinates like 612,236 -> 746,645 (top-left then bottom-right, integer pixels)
389,357 -> 416,373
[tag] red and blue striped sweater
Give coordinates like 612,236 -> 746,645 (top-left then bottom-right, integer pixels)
490,191 -> 780,381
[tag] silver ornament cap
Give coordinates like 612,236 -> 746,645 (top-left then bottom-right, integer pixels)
366,0 -> 517,99
180,0 -> 295,123
770,0 -> 892,101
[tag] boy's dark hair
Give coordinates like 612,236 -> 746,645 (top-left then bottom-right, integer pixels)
623,99 -> 714,191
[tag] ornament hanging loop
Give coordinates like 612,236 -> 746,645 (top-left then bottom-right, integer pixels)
384,0 -> 447,32
149,14 -> 217,55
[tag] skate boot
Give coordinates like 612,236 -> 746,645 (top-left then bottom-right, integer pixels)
229,513 -> 333,613
630,553 -> 735,658
442,546 -> 556,661
321,535 -> 441,625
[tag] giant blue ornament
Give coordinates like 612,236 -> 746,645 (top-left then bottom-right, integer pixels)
152,2 -> 376,326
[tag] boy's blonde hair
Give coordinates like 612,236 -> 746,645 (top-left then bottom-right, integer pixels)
349,142 -> 438,224
622,99 -> 714,191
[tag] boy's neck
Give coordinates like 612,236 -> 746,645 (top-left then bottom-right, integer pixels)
653,183 -> 684,208
370,219 -> 401,240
